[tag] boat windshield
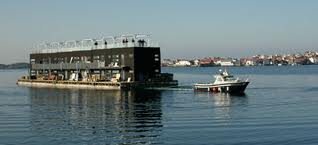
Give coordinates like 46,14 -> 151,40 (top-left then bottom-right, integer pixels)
224,76 -> 235,81
216,77 -> 223,82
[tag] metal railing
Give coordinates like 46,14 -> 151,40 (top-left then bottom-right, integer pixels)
31,34 -> 159,54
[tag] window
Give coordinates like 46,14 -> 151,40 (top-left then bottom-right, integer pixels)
155,58 -> 159,61
154,54 -> 159,57
224,76 -> 235,81
58,58 -> 64,63
31,59 -> 35,64
129,54 -> 134,58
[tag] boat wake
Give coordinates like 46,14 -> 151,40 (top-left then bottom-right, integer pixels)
145,85 -> 193,91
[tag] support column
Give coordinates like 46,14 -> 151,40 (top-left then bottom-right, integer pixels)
101,70 -> 105,80
100,70 -> 102,80
122,70 -> 126,81
65,70 -> 68,80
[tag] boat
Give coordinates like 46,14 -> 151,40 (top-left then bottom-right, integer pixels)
193,69 -> 249,93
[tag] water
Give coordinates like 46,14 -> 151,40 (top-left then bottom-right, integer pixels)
1,66 -> 318,145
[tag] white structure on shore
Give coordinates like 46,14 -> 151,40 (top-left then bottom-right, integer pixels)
220,61 -> 234,66
216,60 -> 238,66
175,60 -> 191,66
245,60 -> 255,66
309,57 -> 318,64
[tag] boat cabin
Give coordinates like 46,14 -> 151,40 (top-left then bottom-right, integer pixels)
213,70 -> 238,84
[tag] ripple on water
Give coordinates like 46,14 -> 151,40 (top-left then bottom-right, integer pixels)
1,67 -> 318,144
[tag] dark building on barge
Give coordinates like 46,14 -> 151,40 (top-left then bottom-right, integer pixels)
19,34 -> 177,89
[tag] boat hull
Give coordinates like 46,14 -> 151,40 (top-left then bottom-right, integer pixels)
194,82 -> 249,93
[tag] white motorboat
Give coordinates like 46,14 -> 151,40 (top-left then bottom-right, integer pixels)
194,69 -> 249,93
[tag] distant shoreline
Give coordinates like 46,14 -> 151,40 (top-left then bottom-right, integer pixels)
1,62 -> 317,70
161,64 -> 318,67
0,63 -> 29,69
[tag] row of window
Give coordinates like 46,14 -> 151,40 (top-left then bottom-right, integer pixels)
34,53 -> 135,63
154,53 -> 159,61
33,53 -> 160,64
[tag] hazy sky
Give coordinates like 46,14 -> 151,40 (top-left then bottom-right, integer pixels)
1,0 -> 318,63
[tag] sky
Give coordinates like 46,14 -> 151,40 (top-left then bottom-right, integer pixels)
0,0 -> 318,63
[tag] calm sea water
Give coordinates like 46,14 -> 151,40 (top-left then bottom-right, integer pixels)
1,66 -> 318,145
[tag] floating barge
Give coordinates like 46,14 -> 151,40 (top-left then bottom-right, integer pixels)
17,34 -> 178,90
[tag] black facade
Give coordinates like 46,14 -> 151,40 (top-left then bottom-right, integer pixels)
30,47 -> 161,82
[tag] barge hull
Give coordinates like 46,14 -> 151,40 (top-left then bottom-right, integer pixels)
17,79 -> 178,90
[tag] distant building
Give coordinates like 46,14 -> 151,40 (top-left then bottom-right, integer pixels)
191,59 -> 200,66
309,57 -> 318,64
199,58 -> 215,67
160,50 -> 318,67
263,59 -> 273,66
219,60 -> 234,66
161,59 -> 174,67
294,56 -> 308,65
245,59 -> 255,66
175,60 -> 191,66
232,59 -> 241,66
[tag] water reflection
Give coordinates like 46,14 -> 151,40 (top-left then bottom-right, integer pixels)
211,93 -> 248,121
195,92 -> 248,121
28,88 -> 163,144
212,93 -> 247,106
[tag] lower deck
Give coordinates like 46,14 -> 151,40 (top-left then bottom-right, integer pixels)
17,79 -> 178,90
